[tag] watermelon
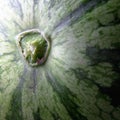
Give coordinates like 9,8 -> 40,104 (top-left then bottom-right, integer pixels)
0,0 -> 120,120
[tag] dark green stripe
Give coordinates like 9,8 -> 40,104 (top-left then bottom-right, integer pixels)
86,46 -> 120,107
5,77 -> 25,120
30,68 -> 37,93
54,0 -> 109,31
99,78 -> 120,107
46,71 -> 87,120
69,68 -> 88,84
5,67 -> 27,120
33,107 -> 42,120
86,47 -> 120,66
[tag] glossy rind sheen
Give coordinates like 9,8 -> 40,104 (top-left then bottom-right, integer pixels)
0,0 -> 120,120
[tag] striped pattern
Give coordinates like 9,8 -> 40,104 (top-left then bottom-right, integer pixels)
0,0 -> 120,120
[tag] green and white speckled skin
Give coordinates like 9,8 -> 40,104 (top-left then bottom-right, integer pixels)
0,0 -> 120,120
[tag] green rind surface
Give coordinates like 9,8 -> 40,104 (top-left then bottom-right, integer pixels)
0,0 -> 120,120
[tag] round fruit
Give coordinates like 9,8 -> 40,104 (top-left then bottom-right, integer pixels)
0,0 -> 120,120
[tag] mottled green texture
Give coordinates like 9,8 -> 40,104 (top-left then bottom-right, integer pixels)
0,0 -> 120,120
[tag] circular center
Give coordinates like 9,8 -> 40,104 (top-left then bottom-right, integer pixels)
17,29 -> 50,67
